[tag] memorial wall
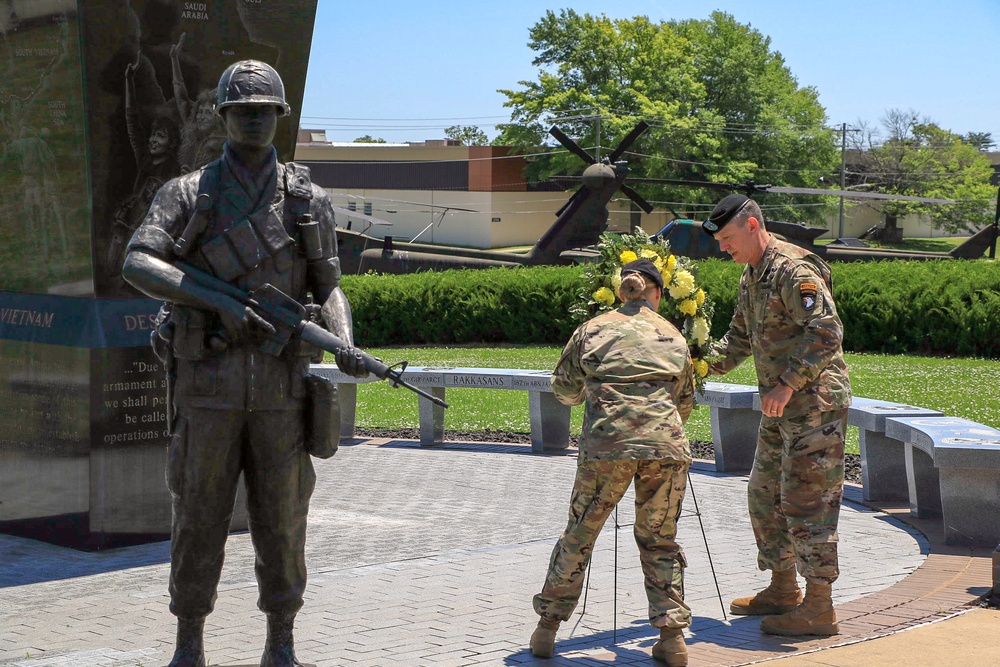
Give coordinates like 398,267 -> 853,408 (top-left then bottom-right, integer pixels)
0,0 -> 318,547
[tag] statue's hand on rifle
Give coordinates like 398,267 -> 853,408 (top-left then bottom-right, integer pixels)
215,296 -> 275,345
335,345 -> 369,378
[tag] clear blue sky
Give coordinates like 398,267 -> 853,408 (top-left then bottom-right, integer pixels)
301,0 -> 1000,145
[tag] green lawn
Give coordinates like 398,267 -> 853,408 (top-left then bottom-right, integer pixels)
338,346 -> 1000,456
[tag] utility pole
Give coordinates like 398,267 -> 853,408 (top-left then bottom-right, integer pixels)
594,113 -> 601,161
836,124 -> 861,239
838,122 -> 847,239
992,185 -> 999,260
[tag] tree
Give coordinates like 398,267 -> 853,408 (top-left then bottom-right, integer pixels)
495,10 -> 838,223
848,109 -> 994,240
353,135 -> 386,143
444,124 -> 489,146
963,131 -> 996,151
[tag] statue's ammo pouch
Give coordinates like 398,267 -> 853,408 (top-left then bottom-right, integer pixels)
303,373 -> 340,459
170,306 -> 209,360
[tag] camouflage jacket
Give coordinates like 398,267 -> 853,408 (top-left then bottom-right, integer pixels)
711,236 -> 851,415
552,300 -> 695,462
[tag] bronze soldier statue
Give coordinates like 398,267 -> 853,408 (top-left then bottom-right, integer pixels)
122,60 -> 368,667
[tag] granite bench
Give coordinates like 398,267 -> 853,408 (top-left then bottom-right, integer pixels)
883,416 -> 1000,547
310,364 -> 570,453
849,398 -> 943,502
695,382 -> 761,472
310,367 -> 1000,546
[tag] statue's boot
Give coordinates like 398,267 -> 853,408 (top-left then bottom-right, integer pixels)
529,616 -> 561,658
166,617 -> 205,667
730,568 -> 802,616
651,627 -> 687,666
260,614 -> 303,667
760,580 -> 839,636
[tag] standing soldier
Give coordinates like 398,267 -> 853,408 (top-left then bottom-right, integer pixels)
703,194 -> 851,636
530,259 -> 696,666
122,60 -> 368,667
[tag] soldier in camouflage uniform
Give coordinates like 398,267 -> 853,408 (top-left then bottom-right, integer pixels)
530,259 -> 696,666
703,194 -> 851,637
123,61 -> 368,667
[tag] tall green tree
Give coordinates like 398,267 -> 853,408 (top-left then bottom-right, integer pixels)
963,131 -> 995,151
495,10 -> 838,223
849,109 -> 994,239
444,124 -> 490,146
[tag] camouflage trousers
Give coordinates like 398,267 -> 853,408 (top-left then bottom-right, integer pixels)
749,408 -> 847,584
533,459 -> 692,629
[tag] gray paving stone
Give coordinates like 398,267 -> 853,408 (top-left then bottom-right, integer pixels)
0,444 -> 924,666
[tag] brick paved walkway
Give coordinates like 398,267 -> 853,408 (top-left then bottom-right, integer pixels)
0,439 -> 989,667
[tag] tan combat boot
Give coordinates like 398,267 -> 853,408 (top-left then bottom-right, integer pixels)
760,580 -> 839,636
651,627 -> 687,666
730,568 -> 802,616
529,616 -> 561,658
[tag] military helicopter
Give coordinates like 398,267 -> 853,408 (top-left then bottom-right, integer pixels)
646,179 -> 999,262
333,122 -> 655,274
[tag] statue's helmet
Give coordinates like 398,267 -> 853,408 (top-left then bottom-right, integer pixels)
215,60 -> 291,117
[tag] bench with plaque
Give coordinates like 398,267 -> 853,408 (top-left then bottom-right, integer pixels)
884,416 -> 1000,546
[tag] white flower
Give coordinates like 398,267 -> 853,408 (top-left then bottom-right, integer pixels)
691,317 -> 710,346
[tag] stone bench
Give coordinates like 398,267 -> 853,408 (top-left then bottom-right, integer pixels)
849,398 -> 943,502
311,368 -> 1000,545
695,382 -> 761,472
310,365 -> 570,453
884,416 -> 1000,547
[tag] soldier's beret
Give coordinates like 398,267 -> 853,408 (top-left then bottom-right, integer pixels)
621,258 -> 664,289
703,193 -> 750,236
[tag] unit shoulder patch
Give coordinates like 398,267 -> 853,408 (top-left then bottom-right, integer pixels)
800,282 -> 818,309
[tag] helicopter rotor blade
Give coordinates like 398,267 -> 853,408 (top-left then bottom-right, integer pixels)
627,177 -> 747,192
549,125 -> 597,165
330,206 -> 394,227
764,186 -> 956,204
619,183 -> 655,214
627,178 -> 957,205
329,194 -> 479,213
607,120 -> 650,163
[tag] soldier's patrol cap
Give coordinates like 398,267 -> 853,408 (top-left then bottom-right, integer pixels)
703,193 -> 751,236
621,258 -> 664,289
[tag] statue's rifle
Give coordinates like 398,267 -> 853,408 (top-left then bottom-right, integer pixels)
175,261 -> 448,408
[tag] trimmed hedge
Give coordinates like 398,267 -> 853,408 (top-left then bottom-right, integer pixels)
341,259 -> 1000,358
342,266 -> 582,346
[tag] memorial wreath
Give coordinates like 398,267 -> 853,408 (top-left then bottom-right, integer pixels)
572,228 -> 720,391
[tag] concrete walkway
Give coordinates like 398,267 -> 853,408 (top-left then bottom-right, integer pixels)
0,438 -> 992,666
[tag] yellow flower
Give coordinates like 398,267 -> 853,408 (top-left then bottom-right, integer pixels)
660,268 -> 673,285
593,286 -> 616,306
694,359 -> 709,378
691,317 -> 710,346
620,250 -> 638,264
668,269 -> 695,299
667,255 -> 677,271
653,255 -> 665,272
695,289 -> 706,306
679,299 -> 698,316
610,268 -> 623,291
640,248 -> 659,260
